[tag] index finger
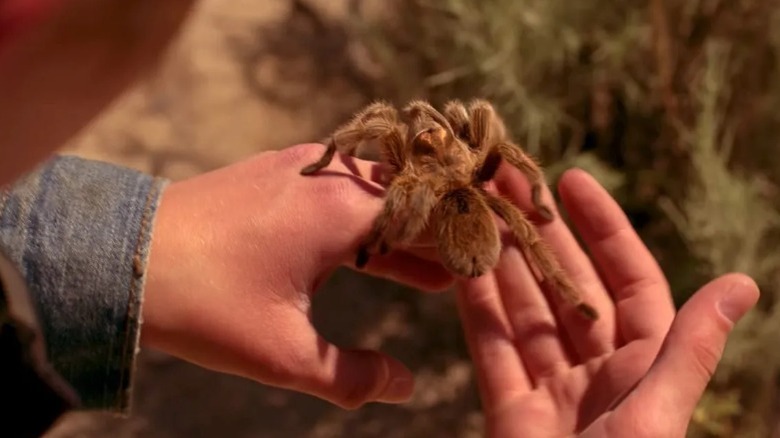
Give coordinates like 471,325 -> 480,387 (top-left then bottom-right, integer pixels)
558,169 -> 674,343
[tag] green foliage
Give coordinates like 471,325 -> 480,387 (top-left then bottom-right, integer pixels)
661,41 -> 780,285
545,151 -> 626,195
357,0 -> 646,158
659,40 -> 780,437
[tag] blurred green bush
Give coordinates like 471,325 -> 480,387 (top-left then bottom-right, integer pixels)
347,0 -> 780,435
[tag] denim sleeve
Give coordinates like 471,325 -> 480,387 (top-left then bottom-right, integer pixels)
0,154 -> 168,414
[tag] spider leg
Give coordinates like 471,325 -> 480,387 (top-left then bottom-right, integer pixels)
466,99 -> 505,148
465,100 -> 555,222
442,100 -> 471,143
299,131 -> 346,175
473,144 -> 503,184
494,141 -> 555,222
378,125 -> 408,175
483,191 -> 599,321
356,173 -> 437,268
401,100 -> 456,141
300,101 -> 404,175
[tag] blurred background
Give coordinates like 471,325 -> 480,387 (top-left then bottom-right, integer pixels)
44,0 -> 780,436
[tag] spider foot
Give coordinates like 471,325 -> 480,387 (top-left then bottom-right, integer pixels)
300,161 -> 327,175
355,246 -> 370,269
537,205 -> 555,222
576,303 -> 599,321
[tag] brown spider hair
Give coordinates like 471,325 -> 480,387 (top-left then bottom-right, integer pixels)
301,99 -> 598,320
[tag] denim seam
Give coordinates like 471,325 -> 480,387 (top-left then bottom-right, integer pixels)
116,176 -> 168,413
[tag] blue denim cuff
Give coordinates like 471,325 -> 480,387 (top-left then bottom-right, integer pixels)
0,155 -> 168,414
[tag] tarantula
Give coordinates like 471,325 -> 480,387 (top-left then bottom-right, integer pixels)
300,99 -> 598,320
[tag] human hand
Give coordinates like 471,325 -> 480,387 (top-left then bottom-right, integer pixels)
457,167 -> 759,437
140,144 -> 453,409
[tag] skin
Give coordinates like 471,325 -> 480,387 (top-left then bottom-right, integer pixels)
142,143 -> 454,408
460,165 -> 759,437
0,0 -> 761,431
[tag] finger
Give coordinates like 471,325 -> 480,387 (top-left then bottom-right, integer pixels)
276,315 -> 416,410
395,244 -> 440,263
398,224 -> 438,248
358,250 -> 454,292
612,273 -> 759,434
493,242 -> 572,382
456,274 -> 532,411
494,164 -> 617,360
558,169 -> 674,344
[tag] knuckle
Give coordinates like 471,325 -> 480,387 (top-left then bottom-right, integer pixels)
337,385 -> 370,410
335,356 -> 386,410
276,345 -> 311,383
687,333 -> 724,380
507,306 -> 555,338
257,345 -> 315,396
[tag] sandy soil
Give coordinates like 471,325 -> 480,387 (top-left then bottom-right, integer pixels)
43,1 -> 484,437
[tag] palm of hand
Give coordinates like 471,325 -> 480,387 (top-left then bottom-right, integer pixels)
487,342 -> 657,437
458,167 -> 675,437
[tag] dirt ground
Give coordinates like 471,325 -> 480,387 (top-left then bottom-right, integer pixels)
43,1 -> 484,437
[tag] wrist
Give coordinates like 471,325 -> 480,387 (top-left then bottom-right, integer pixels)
140,178 -> 215,356
140,183 -> 181,352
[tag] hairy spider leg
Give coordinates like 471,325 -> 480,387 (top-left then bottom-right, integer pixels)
300,101 -> 402,175
466,100 -> 555,222
494,142 -> 555,222
442,100 -> 472,144
482,191 -> 599,320
473,145 -> 503,184
402,100 -> 457,142
356,173 -> 438,268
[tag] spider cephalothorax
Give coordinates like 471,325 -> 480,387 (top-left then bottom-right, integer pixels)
300,99 -> 598,320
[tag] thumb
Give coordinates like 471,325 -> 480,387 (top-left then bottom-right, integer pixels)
280,319 -> 415,410
615,273 -> 759,430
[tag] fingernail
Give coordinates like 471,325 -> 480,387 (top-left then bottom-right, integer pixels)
717,280 -> 757,323
377,376 -> 414,403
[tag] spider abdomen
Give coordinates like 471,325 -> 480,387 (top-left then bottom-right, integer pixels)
433,187 -> 500,278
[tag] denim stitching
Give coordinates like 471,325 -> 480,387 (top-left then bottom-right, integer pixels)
116,176 -> 167,411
